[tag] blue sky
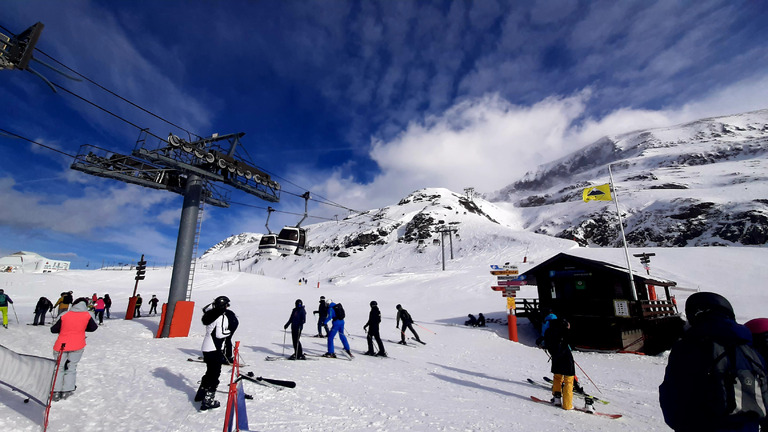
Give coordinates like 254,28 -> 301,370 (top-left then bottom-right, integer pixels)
2,0 -> 768,269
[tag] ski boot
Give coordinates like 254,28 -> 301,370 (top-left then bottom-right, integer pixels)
200,391 -> 220,411
574,380 -> 585,394
288,353 -> 297,360
376,351 -> 388,357
322,352 -> 336,358
297,354 -> 306,360
397,340 -> 407,345
584,396 -> 596,412
551,391 -> 562,407
363,351 -> 375,356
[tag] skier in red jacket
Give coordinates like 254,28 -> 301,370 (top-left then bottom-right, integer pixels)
50,297 -> 98,401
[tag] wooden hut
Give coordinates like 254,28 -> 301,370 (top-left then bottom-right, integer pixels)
516,252 -> 684,355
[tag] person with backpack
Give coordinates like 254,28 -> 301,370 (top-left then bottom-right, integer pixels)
395,304 -> 422,345
660,292 -> 768,432
544,317 -> 576,411
312,296 -> 330,337
745,318 -> 768,432
93,297 -> 106,325
33,296 -> 53,325
50,297 -> 98,401
283,299 -> 306,360
363,301 -> 387,357
195,296 -> 239,411
103,294 -> 112,319
322,300 -> 352,358
0,289 -> 13,328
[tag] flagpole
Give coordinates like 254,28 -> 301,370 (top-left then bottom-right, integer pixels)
608,164 -> 638,301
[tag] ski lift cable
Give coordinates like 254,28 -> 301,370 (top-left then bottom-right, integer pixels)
229,200 -> 382,229
0,128 -> 77,158
31,47 -> 201,140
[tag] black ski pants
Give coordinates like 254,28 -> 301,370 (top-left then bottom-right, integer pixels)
201,350 -> 224,392
291,326 -> 303,357
317,317 -> 329,336
366,326 -> 386,353
400,322 -> 420,342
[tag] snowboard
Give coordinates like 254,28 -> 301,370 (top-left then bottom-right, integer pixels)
530,396 -> 621,419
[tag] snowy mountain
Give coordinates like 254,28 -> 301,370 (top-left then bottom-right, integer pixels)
494,109 -> 768,247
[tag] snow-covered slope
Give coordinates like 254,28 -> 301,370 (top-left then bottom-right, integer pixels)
494,109 -> 768,247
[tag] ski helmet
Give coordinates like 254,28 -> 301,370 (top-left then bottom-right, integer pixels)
370,300 -> 378,307
396,304 -> 402,310
296,299 -> 303,307
745,318 -> 768,335
320,296 -> 325,301
214,296 -> 230,309
685,292 -> 734,325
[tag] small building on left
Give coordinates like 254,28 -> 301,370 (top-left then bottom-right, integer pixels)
0,251 -> 70,273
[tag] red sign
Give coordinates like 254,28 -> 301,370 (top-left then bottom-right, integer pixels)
491,286 -> 506,291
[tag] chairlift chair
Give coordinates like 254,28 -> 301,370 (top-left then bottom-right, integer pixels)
258,207 -> 280,258
276,192 -> 310,256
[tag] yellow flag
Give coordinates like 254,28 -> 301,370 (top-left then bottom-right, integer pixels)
582,184 -> 612,202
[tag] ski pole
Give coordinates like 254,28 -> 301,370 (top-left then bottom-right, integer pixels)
282,328 -> 287,356
45,343 -> 65,432
10,302 -> 19,324
573,358 -> 602,394
414,323 -> 436,335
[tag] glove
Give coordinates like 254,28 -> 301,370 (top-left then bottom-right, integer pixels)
313,311 -> 318,315
283,324 -> 289,330
363,326 -> 367,332
395,325 -> 399,329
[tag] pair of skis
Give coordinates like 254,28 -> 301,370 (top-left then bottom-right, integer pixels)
528,377 -> 621,419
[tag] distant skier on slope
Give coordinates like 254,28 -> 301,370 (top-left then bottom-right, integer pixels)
195,296 -> 239,411
363,301 -> 387,357
323,300 -> 352,358
284,299 -> 306,360
395,304 -> 422,345
33,296 -> 53,326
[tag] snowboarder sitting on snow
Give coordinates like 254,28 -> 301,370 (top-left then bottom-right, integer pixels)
195,296 -> 239,411
363,300 -> 387,357
465,314 -> 478,326
396,304 -> 422,345
50,297 -> 98,401
312,296 -> 330,337
0,289 -> 13,328
477,313 -> 486,327
323,300 -> 352,358
284,299 -> 306,360
660,292 -> 768,432
33,296 -> 53,326
544,317 -> 576,411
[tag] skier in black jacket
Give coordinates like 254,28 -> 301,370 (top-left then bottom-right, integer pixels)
283,299 -> 306,360
33,296 -> 53,325
363,301 -> 387,356
395,304 -> 422,345
312,296 -> 330,337
544,317 -> 575,411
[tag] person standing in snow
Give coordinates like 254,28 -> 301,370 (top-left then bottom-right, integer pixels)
312,296 -> 330,337
363,301 -> 387,357
0,289 -> 13,328
93,297 -> 105,325
50,297 -> 98,401
283,299 -> 306,360
195,296 -> 238,411
395,304 -> 422,345
53,292 -> 68,317
133,294 -> 143,317
544,317 -> 576,411
323,300 -> 352,358
103,294 -> 112,319
659,292 -> 767,432
148,295 -> 159,315
33,296 -> 53,325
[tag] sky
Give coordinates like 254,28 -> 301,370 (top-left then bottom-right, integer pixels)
2,0 -> 768,269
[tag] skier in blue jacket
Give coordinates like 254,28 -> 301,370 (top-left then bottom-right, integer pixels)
283,299 -> 306,360
323,301 -> 351,358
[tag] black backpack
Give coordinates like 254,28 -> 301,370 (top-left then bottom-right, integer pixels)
706,340 -> 768,419
333,303 -> 345,321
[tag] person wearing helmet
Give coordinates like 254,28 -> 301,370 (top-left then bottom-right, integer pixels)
312,296 -> 330,337
660,292 -> 767,432
363,301 -> 387,357
395,304 -> 422,345
284,299 -> 307,360
195,295 -> 239,411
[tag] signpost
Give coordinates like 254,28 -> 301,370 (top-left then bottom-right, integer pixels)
490,264 -> 520,342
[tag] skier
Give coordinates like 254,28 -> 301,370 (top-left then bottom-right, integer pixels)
312,296 -> 330,337
195,296 -> 239,411
363,300 -> 387,357
50,297 -> 98,401
395,304 -> 422,345
53,292 -> 69,317
0,289 -> 13,328
133,294 -> 143,317
283,299 -> 306,360
537,311 -> 584,394
148,295 -> 159,315
465,314 -> 478,326
660,292 -> 768,432
33,296 -> 53,325
103,294 -> 112,319
477,313 -> 486,327
544,317 -> 576,411
93,297 -> 106,325
323,300 -> 352,358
